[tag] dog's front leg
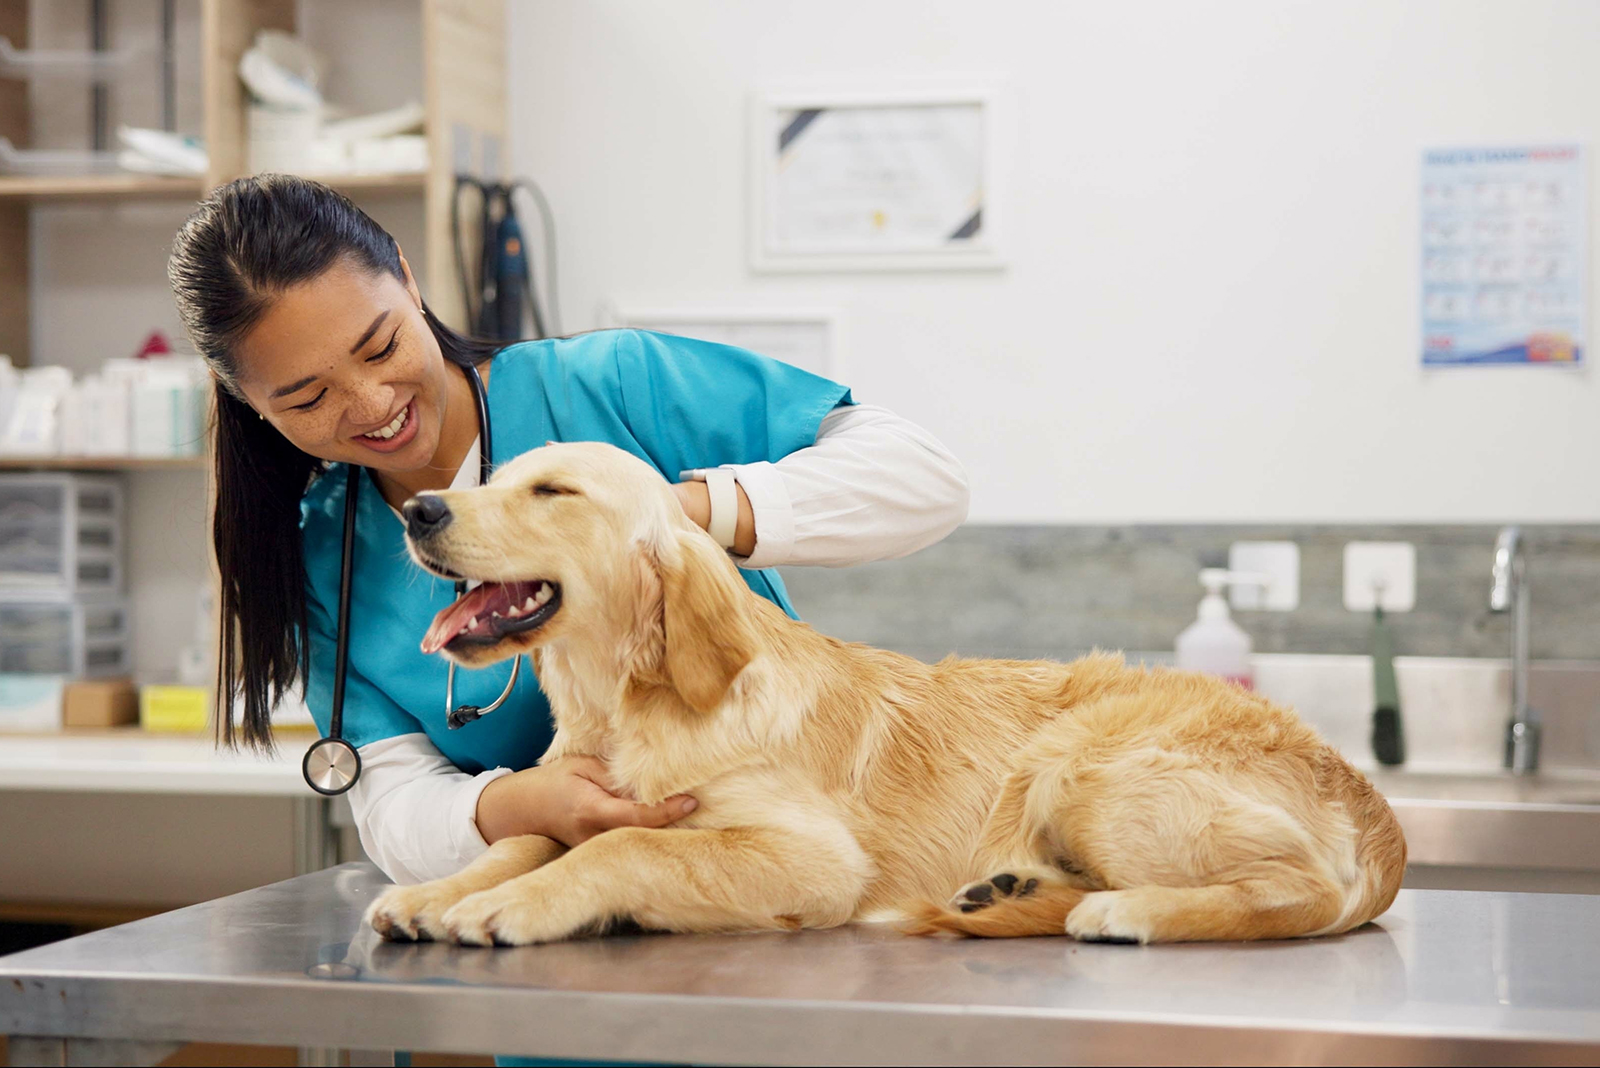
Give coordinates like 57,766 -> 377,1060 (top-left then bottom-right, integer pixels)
441,825 -> 869,946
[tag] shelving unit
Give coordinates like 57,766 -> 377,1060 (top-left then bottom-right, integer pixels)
1,0 -> 506,366
0,0 -> 507,686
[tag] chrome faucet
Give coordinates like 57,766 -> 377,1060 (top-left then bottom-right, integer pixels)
1489,526 -> 1540,773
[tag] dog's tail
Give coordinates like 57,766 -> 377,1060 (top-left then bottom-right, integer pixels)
900,884 -> 1088,938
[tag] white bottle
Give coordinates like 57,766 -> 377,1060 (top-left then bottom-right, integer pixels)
1175,568 -> 1254,689
2,365 -> 72,455
0,356 -> 19,448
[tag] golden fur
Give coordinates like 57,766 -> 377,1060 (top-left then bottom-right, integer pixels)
365,443 -> 1406,946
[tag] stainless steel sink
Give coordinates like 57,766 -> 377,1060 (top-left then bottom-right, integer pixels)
1360,767 -> 1600,893
1364,766 -> 1600,806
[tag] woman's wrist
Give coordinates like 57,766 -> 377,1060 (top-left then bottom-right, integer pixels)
672,478 -> 757,556
474,769 -> 543,844
473,757 -> 698,849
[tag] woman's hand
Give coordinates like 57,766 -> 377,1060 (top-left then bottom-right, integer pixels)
671,479 -> 758,557
474,755 -> 697,848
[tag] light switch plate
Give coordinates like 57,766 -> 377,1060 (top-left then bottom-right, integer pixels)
1228,541 -> 1300,610
1343,542 -> 1417,612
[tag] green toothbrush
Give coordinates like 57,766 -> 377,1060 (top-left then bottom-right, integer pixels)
1370,604 -> 1405,766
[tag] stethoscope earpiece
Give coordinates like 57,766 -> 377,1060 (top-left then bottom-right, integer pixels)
446,655 -> 521,729
446,706 -> 482,730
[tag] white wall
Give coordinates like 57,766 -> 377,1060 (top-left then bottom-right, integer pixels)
506,0 -> 1600,523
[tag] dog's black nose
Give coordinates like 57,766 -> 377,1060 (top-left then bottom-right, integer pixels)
403,494 -> 452,538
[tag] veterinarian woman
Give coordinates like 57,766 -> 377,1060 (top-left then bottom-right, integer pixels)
168,174 -> 968,888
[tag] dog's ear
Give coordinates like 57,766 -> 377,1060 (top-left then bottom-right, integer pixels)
659,530 -> 757,713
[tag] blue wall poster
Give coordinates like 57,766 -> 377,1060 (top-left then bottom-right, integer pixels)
1420,145 -> 1586,368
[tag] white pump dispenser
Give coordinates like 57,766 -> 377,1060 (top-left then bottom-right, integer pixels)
1175,568 -> 1255,689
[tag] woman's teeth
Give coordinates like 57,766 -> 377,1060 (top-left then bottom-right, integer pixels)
362,405 -> 409,441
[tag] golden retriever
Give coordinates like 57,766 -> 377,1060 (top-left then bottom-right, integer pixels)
364,442 -> 1405,946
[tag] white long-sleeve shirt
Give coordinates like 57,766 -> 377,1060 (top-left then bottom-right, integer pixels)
350,403 -> 968,883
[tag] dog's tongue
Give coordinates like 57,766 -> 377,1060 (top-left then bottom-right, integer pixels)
422,582 -> 525,654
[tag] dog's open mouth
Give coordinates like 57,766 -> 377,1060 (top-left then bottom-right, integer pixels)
421,580 -> 562,655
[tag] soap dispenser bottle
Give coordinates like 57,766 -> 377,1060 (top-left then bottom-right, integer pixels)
1176,568 -> 1254,689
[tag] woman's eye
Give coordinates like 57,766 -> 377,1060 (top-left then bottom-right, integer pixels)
366,327 -> 401,363
291,390 -> 327,412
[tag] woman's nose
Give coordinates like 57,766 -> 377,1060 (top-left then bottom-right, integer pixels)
345,388 -> 396,431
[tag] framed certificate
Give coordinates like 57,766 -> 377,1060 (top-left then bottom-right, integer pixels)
748,82 -> 1008,272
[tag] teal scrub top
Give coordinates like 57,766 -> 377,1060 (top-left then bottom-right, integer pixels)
298,329 -> 852,775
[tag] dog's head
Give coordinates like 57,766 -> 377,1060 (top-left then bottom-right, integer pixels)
403,441 -> 757,713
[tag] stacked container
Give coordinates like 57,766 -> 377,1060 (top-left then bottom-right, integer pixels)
0,474 -> 131,727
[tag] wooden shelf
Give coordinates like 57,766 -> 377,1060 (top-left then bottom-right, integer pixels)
0,173 -> 205,201
312,171 -> 426,194
0,455 -> 206,471
0,170 -> 424,204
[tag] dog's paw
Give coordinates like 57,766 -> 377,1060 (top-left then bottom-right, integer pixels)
1065,891 -> 1150,944
365,879 -> 478,942
949,870 -> 1043,913
442,883 -> 589,947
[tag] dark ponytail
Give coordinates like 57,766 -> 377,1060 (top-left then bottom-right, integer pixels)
169,174 -> 499,749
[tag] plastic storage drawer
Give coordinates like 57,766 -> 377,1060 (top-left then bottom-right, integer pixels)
0,596 -> 131,677
0,473 -> 124,597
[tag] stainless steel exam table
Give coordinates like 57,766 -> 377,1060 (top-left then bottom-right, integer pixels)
2,863 -> 1598,1066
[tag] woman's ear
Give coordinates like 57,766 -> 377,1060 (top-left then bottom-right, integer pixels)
396,246 -> 422,308
658,530 -> 757,713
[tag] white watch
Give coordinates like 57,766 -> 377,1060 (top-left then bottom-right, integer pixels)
678,467 -> 739,550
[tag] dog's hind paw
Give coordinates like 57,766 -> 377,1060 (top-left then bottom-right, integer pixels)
949,872 -> 1040,913
1065,890 -> 1151,944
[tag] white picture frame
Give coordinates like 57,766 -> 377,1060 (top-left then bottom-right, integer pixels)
747,81 -> 1009,273
602,304 -> 842,379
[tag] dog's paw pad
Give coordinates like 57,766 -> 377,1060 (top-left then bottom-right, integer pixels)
950,873 -> 1039,912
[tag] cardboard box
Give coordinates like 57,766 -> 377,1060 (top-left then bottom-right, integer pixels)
63,677 -> 139,729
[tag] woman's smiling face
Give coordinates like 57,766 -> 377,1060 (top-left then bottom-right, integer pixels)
233,255 -> 454,473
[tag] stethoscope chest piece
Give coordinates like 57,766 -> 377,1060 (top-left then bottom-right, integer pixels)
302,735 -> 361,796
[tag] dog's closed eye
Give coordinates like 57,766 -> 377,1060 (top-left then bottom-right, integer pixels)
532,483 -> 579,497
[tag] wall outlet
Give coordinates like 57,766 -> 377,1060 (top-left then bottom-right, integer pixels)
1344,542 -> 1417,612
1228,541 -> 1300,610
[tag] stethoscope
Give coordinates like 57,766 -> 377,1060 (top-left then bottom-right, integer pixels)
301,362 -> 521,796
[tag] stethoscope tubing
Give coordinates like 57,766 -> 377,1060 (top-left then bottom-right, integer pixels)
305,360 -> 515,794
